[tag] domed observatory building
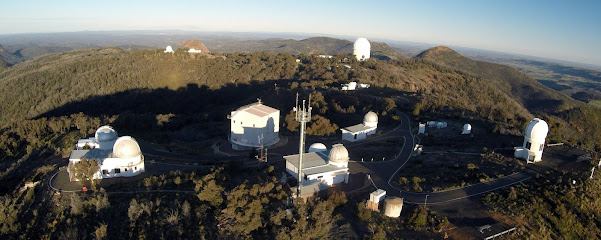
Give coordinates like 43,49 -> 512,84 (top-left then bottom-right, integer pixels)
164,46 -> 174,53
75,125 -> 118,150
341,111 -> 378,142
514,118 -> 549,163
308,142 -> 327,153
353,38 -> 371,61
68,126 -> 145,181
228,99 -> 280,150
284,144 -> 350,196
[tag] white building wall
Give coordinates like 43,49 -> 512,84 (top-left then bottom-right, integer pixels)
230,109 -> 280,149
341,129 -> 374,142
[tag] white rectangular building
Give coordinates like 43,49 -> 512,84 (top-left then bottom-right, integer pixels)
229,100 -> 280,150
284,151 -> 349,187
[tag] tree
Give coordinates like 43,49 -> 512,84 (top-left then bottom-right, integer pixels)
284,110 -> 299,132
195,168 -> 225,207
306,115 -> 338,136
68,157 -> 100,189
95,223 -> 108,240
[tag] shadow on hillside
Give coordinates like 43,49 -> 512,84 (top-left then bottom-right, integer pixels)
37,80 -> 301,120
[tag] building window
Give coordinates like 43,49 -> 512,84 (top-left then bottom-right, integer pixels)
135,167 -> 137,170
540,144 -> 544,151
102,169 -> 108,175
354,134 -> 357,139
317,176 -> 323,179
241,122 -> 243,125
233,120 -> 235,123
253,124 -> 255,127
526,142 -> 532,150
124,168 -> 128,172
114,168 -> 121,174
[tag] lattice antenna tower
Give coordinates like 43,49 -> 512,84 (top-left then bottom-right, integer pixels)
293,92 -> 312,198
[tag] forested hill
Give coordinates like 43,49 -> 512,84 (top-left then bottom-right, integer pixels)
0,47 -> 529,128
416,46 -> 573,113
416,46 -> 601,149
210,37 -> 402,60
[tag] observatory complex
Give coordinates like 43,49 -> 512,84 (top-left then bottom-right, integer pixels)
284,143 -> 350,197
68,126 -> 145,181
228,100 -> 280,150
514,118 -> 549,163
353,38 -> 371,61
341,111 -> 378,142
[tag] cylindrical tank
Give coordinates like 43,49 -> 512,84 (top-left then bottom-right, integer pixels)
384,197 -> 404,218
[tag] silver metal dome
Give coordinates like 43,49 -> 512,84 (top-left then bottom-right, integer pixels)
364,111 -> 378,123
308,143 -> 328,153
113,136 -> 142,159
95,126 -> 118,142
329,144 -> 349,163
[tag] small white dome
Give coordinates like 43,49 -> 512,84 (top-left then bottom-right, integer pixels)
463,124 -> 471,131
364,111 -> 378,123
95,126 -> 118,143
525,118 -> 548,143
113,136 -> 142,159
308,143 -> 328,153
329,144 -> 349,163
165,46 -> 173,52
353,38 -> 371,61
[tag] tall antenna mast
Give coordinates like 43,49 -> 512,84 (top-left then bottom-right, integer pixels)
294,92 -> 312,198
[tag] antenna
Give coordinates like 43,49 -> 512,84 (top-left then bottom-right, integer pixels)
294,92 -> 312,198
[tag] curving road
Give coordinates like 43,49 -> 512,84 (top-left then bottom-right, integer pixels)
348,111 -> 543,205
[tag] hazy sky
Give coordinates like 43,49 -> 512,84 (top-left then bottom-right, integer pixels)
1,0 -> 600,66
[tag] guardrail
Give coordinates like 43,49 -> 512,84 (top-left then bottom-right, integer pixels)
485,227 -> 516,240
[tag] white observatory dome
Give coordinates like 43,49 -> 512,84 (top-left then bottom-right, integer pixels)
525,118 -> 549,143
353,38 -> 371,61
95,126 -> 118,142
113,136 -> 142,159
329,144 -> 350,166
308,143 -> 328,153
164,46 -> 174,53
364,111 -> 378,124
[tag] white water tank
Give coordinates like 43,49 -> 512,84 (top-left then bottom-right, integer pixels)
384,197 -> 404,218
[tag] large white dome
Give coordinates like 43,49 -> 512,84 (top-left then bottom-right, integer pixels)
353,38 -> 371,61
525,118 -> 548,143
95,126 -> 118,142
113,136 -> 142,159
329,144 -> 349,163
308,143 -> 328,153
364,111 -> 378,123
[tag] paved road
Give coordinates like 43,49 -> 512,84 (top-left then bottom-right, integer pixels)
348,111 -> 577,205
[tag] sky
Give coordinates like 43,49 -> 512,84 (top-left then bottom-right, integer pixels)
1,0 -> 600,66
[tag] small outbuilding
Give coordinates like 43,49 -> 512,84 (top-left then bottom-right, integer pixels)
418,123 -> 426,134
462,124 -> 472,135
341,112 -> 378,142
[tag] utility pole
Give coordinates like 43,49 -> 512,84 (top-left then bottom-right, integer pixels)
294,93 -> 312,198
